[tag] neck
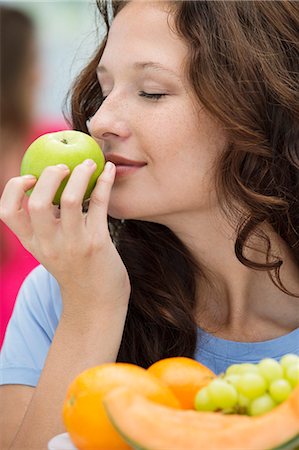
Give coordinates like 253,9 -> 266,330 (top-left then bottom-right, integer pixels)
160,207 -> 299,341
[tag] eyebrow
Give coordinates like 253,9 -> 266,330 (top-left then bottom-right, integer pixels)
96,61 -> 180,79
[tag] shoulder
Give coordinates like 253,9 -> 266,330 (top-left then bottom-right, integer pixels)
0,265 -> 62,387
16,265 -> 62,316
22,263 -> 59,289
14,264 -> 62,329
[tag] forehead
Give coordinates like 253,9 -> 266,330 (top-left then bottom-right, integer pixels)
100,1 -> 187,71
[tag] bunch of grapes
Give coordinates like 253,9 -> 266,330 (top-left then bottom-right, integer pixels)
194,354 -> 299,417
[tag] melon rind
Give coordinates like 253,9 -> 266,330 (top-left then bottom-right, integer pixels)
271,434 -> 299,450
103,386 -> 299,450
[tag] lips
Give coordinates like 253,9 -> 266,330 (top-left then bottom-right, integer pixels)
104,153 -> 147,168
104,153 -> 147,178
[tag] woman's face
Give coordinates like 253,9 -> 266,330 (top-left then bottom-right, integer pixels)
89,0 -> 227,224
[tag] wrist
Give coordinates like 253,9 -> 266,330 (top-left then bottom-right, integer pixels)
60,298 -> 129,328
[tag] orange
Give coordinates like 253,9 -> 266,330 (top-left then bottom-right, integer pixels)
62,362 -> 180,450
148,357 -> 216,409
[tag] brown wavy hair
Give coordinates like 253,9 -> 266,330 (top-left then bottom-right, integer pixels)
68,0 -> 299,367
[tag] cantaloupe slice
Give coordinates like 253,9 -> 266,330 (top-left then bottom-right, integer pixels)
103,383 -> 299,450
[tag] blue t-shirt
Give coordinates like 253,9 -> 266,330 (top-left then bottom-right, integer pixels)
1,264 -> 299,386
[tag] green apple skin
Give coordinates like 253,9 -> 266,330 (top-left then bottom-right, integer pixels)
20,130 -> 105,205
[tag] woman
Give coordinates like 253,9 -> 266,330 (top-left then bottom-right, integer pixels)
0,5 -> 68,348
0,5 -> 40,348
0,1 -> 298,447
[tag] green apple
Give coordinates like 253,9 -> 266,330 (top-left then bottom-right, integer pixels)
20,130 -> 105,205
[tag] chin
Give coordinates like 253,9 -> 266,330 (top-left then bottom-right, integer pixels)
107,206 -> 134,221
107,201 -> 170,224
107,201 -> 144,221
108,213 -> 126,221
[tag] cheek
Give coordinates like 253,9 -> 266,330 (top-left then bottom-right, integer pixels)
107,105 -> 227,219
142,104 -> 216,165
145,120 -> 226,210
149,130 -> 219,187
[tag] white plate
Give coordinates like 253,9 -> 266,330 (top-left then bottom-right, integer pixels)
48,432 -> 77,450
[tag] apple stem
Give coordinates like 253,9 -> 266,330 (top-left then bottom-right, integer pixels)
61,138 -> 68,144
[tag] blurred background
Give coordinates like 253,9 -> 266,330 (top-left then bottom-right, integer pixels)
0,0 -> 102,123
0,0 -> 105,347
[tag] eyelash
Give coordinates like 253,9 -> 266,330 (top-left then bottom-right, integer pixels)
138,91 -> 167,100
101,91 -> 167,102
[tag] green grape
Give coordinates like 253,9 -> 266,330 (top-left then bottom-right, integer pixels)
221,407 -> 235,414
237,393 -> 251,414
224,374 -> 241,388
285,362 -> 299,388
207,379 -> 238,409
280,354 -> 299,373
194,387 -> 217,412
249,394 -> 276,416
269,379 -> 292,403
226,364 -> 242,376
258,358 -> 283,384
237,373 -> 267,400
238,363 -> 259,375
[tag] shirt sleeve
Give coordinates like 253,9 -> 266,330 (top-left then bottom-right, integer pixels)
0,265 -> 62,387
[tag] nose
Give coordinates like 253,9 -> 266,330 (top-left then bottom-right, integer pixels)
88,93 -> 131,146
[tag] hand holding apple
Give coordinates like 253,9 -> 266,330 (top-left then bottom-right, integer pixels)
20,130 -> 105,205
1,130 -> 131,320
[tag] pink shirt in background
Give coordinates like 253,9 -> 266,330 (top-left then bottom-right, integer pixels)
0,120 -> 68,348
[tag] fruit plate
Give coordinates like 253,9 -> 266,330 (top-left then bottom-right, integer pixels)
48,433 -> 77,450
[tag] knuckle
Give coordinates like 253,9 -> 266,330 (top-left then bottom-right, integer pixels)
90,193 -> 105,208
9,176 -> 22,185
60,195 -> 81,208
5,176 -> 23,190
91,230 -> 108,249
28,199 -> 47,213
64,242 -> 82,258
92,238 -> 105,251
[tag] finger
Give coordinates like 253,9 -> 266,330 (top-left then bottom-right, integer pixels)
59,159 -> 97,235
28,164 -> 70,238
86,162 -> 116,233
0,175 -> 37,241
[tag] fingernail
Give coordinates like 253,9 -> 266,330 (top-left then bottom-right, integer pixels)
83,159 -> 96,166
22,174 -> 36,179
105,161 -> 114,172
57,164 -> 69,170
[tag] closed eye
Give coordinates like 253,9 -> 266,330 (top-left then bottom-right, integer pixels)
139,91 -> 167,100
101,91 -> 167,101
